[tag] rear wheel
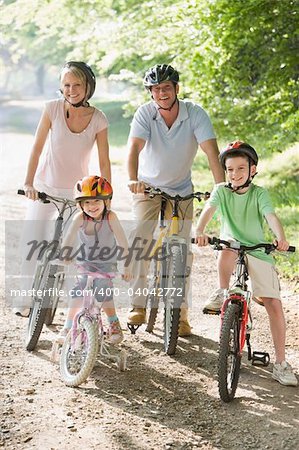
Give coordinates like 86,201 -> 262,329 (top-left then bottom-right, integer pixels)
60,318 -> 99,387
218,302 -> 242,402
163,243 -> 186,355
25,262 -> 56,351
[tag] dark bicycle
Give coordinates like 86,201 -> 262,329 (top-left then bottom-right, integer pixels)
18,190 -> 76,351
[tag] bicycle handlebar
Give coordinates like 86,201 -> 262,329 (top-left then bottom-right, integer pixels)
144,187 -> 210,202
206,236 -> 295,253
18,189 -> 49,202
17,189 -> 76,206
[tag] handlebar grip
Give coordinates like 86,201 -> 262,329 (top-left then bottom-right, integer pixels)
17,189 -> 48,202
288,246 -> 296,252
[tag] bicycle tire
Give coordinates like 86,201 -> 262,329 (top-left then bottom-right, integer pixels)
60,318 -> 99,387
25,263 -> 57,351
145,259 -> 160,333
218,302 -> 242,402
164,244 -> 186,355
44,269 -> 64,325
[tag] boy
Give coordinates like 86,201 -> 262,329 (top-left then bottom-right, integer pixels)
195,140 -> 297,386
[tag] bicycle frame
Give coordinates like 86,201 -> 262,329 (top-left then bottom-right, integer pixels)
58,270 -> 126,386
220,249 -> 251,343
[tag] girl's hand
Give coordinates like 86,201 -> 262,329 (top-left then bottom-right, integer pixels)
24,184 -> 39,201
274,239 -> 290,252
195,233 -> 210,247
122,270 -> 133,281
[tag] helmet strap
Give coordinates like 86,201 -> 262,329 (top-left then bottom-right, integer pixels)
152,96 -> 178,112
225,165 -> 257,192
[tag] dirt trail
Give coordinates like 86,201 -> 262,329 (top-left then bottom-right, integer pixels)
0,99 -> 298,450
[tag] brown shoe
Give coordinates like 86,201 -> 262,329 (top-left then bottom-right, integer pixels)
127,308 -> 146,325
178,319 -> 192,337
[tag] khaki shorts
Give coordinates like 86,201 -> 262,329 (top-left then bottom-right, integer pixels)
246,254 -> 281,304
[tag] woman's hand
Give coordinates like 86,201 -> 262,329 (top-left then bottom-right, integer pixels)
24,184 -> 39,201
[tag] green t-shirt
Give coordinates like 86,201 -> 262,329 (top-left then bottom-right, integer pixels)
209,183 -> 275,263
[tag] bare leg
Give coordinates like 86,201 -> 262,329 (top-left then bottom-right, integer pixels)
217,249 -> 237,289
262,297 -> 286,363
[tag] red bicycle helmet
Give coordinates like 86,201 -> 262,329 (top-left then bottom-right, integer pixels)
74,175 -> 113,201
219,141 -> 258,170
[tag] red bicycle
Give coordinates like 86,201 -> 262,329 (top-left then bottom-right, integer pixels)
208,237 -> 295,402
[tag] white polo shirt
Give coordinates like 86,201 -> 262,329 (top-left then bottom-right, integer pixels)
129,100 -> 215,196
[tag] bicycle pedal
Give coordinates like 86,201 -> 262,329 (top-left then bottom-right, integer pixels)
127,323 -> 141,334
251,351 -> 270,367
203,308 -> 221,316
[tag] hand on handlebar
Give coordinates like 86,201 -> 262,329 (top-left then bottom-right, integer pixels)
274,239 -> 290,252
195,232 -> 210,247
127,180 -> 146,194
23,184 -> 39,201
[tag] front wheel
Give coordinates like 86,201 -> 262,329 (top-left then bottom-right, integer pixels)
218,302 -> 242,402
163,243 -> 186,355
25,263 -> 56,351
60,318 -> 99,387
145,259 -> 160,333
44,269 -> 65,326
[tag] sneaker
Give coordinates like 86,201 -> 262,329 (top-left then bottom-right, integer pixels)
108,320 -> 124,345
178,320 -> 192,337
272,361 -> 298,386
202,288 -> 224,314
13,307 -> 30,318
127,308 -> 146,325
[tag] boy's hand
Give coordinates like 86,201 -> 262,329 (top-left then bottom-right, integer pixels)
195,233 -> 210,247
274,239 -> 290,251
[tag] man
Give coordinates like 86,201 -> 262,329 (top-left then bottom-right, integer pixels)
127,63 -> 224,335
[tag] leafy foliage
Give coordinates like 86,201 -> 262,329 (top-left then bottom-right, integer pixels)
2,0 -> 298,152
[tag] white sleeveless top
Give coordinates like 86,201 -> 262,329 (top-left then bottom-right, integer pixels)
35,99 -> 108,190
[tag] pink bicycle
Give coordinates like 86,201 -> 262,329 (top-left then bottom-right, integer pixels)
54,266 -> 127,387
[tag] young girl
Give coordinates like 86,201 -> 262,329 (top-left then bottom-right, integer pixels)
57,175 -> 131,345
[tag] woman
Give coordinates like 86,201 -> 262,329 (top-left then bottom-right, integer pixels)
15,61 -> 111,316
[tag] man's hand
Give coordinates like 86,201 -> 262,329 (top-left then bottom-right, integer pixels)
128,180 -> 146,194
